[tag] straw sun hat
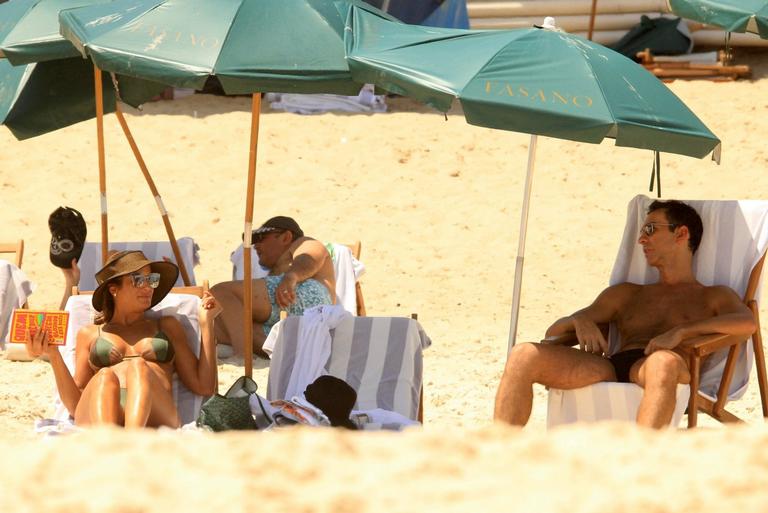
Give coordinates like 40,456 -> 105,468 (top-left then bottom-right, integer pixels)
92,250 -> 179,311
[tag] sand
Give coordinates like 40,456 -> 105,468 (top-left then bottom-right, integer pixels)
1,51 -> 768,511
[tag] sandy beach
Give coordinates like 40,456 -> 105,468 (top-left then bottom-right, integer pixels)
1,50 -> 768,511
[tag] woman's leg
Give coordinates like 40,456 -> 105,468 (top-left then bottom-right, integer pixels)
74,368 -> 124,426
123,358 -> 180,428
210,279 -> 271,356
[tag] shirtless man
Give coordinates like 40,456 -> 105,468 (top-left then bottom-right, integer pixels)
494,200 -> 756,428
211,216 -> 335,357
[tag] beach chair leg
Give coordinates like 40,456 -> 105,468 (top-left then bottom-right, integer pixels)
688,355 -> 700,428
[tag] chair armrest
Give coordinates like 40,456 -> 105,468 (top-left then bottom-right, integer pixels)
678,333 -> 748,358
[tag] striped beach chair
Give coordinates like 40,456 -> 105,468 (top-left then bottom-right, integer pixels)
77,237 -> 199,290
547,195 -> 768,428
267,315 -> 430,422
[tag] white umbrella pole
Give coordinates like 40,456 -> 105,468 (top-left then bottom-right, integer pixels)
507,134 -> 538,352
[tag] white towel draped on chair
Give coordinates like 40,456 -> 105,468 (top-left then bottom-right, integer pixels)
548,195 -> 768,427
77,238 -> 200,291
267,315 -> 430,421
0,260 -> 34,349
53,293 -> 204,425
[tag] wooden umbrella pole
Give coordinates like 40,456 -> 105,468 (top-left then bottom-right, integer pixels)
114,102 -> 192,286
587,0 -> 598,40
94,65 -> 109,264
243,93 -> 262,378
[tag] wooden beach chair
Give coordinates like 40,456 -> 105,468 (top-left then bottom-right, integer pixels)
232,240 -> 367,316
546,196 -> 768,428
266,315 -> 430,425
52,282 -> 212,425
0,239 -> 24,268
77,238 -> 199,291
1,239 -> 33,359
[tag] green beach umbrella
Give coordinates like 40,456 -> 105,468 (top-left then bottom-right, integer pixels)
0,0 -> 115,65
345,8 -> 721,349
668,0 -> 768,38
0,0 -> 191,284
59,0 -> 393,374
59,0 -> 392,95
0,56 -> 163,139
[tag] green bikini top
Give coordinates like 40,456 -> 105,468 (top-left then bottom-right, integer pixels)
89,326 -> 175,369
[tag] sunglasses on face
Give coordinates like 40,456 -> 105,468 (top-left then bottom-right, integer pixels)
252,230 -> 284,244
129,272 -> 161,289
640,222 -> 678,236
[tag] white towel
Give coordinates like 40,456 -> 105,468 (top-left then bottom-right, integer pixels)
229,245 -> 270,280
0,260 -> 35,349
330,243 -> 365,315
279,305 -> 352,400
609,195 -> 768,399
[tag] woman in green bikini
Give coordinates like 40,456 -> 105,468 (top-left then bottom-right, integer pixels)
26,250 -> 221,428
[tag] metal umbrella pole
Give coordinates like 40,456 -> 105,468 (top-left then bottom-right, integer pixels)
507,134 -> 538,352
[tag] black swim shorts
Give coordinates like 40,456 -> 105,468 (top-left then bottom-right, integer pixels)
609,348 -> 647,383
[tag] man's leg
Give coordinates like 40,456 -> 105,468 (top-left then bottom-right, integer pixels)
631,350 -> 691,429
210,280 -> 272,356
494,343 -> 616,426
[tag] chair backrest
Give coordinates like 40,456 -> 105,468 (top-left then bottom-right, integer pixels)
77,238 -> 199,291
230,241 -> 366,315
0,240 -> 24,268
54,283 -> 208,424
609,195 -> 768,399
267,315 -> 430,420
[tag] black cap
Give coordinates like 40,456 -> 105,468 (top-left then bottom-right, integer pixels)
304,375 -> 358,430
253,216 -> 304,240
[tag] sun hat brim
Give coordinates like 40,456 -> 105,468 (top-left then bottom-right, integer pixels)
92,251 -> 179,311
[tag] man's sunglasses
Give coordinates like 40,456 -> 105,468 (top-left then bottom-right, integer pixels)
640,222 -> 677,236
130,272 -> 161,289
252,229 -> 284,244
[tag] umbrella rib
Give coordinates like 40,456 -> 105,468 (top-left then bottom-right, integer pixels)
210,0 -> 248,81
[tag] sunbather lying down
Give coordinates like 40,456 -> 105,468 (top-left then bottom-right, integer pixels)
211,216 -> 335,358
25,250 -> 221,428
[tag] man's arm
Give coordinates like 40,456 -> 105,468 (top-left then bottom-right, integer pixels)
645,286 -> 756,355
276,239 -> 330,308
545,283 -> 634,355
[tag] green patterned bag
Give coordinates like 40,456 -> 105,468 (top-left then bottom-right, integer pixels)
197,376 -> 259,432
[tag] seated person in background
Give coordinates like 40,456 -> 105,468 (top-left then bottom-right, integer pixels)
494,200 -> 756,429
26,250 -> 220,428
211,216 -> 335,358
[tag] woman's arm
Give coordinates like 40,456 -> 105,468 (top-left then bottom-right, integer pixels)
26,325 -> 93,416
164,292 -> 221,396
58,258 -> 80,311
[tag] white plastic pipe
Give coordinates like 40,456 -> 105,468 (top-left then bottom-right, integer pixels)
508,134 -> 538,352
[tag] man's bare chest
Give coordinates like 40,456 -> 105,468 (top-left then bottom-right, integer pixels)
617,285 -> 715,338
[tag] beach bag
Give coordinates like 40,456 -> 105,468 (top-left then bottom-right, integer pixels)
48,206 -> 87,268
197,376 -> 266,432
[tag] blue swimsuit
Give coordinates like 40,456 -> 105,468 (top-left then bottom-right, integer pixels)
263,275 -> 332,335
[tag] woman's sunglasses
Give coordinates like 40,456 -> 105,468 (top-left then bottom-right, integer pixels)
130,272 -> 161,289
640,222 -> 677,236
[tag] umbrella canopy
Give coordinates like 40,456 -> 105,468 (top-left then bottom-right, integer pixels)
59,0 -> 392,95
345,6 -> 721,159
0,0 -> 116,65
0,56 -> 164,139
668,0 -> 768,38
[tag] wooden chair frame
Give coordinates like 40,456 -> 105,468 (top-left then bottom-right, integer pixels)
343,241 -> 367,317
0,239 -> 24,268
545,253 -> 768,428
